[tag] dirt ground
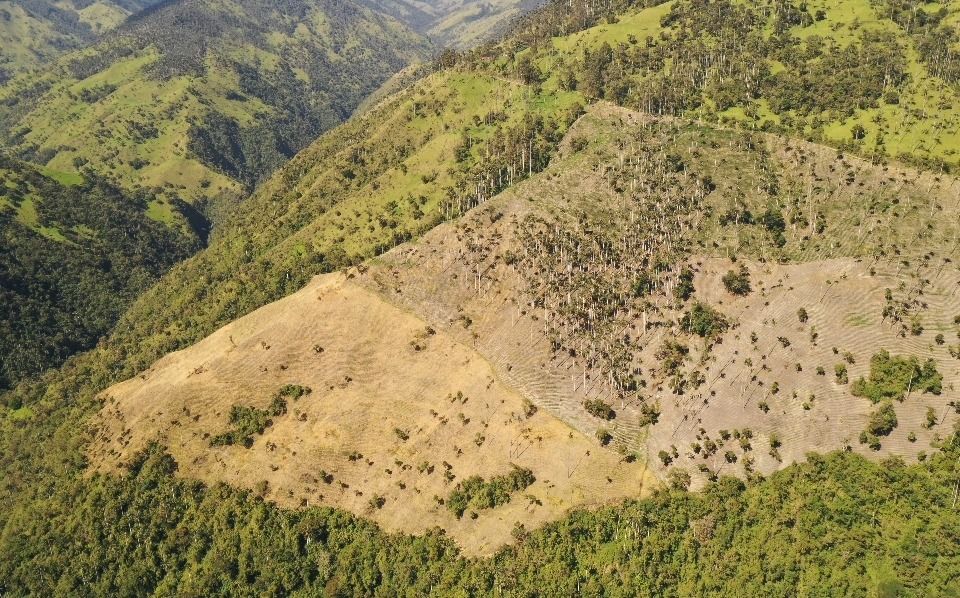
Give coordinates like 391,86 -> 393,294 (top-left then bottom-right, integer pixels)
362,206 -> 960,487
648,256 -> 960,484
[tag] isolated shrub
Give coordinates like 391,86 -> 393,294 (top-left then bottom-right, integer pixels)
835,364 -> 848,384
758,207 -> 786,247
667,469 -> 691,490
674,267 -> 696,301
656,339 -> 689,375
596,428 -> 613,446
722,266 -> 751,296
865,402 -> 898,437
681,303 -> 730,340
584,399 -> 616,420
447,466 -> 535,518
851,350 -> 942,402
633,272 -> 655,297
210,385 -> 302,447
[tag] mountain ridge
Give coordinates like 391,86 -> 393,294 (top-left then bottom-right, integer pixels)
357,0 -> 542,48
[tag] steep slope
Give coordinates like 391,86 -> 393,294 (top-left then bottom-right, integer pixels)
358,103 -> 960,488
4,0 -> 957,382
91,273 -> 652,554
5,100 -> 960,594
49,68 -> 580,390
3,60 -> 584,556
0,0 -> 165,79
5,1 -> 958,404
0,0 -> 432,388
0,154 -> 200,391
0,0 -> 432,205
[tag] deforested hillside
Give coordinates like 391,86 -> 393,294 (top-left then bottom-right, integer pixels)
0,0 -> 432,204
65,100 -> 960,594
0,154 -> 200,392
89,103 -> 960,541
0,60 -> 589,588
2,91 -> 958,592
358,103 -> 960,488
0,0 -> 166,78
90,273 -> 653,554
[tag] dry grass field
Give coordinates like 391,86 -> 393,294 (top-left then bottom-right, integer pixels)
90,274 -> 653,555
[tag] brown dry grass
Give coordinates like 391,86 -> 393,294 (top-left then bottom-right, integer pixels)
90,274 -> 653,556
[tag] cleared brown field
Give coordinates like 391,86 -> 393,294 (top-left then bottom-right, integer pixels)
90,274 -> 652,555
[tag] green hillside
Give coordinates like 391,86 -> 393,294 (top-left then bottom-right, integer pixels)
3,0 -> 960,595
493,0 -> 960,171
0,153 -> 200,391
0,0 -> 432,207
0,0 -> 165,79
39,67 -> 580,385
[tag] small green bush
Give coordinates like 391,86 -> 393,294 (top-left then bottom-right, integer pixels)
583,399 -> 616,420
722,266 -> 751,296
447,466 -> 535,519
851,350 -> 942,403
866,402 -> 898,437
681,302 -> 730,339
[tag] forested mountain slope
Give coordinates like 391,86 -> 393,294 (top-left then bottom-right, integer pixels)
500,0 -> 960,171
3,0 -> 960,594
0,154 -> 200,392
0,0 -> 432,205
0,0 -> 165,79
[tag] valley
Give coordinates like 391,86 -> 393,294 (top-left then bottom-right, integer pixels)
0,0 -> 432,205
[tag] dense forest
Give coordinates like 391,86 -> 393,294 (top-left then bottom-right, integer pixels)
0,155 -> 200,391
3,422 -> 959,595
